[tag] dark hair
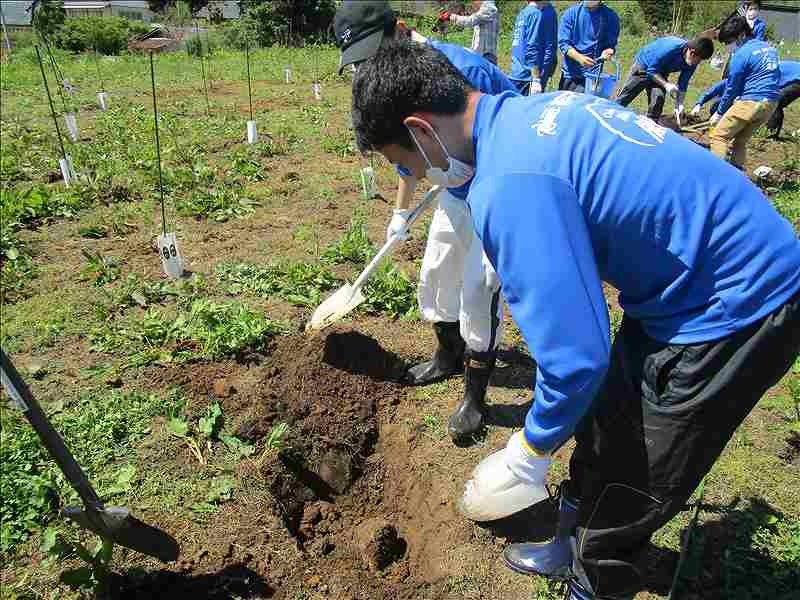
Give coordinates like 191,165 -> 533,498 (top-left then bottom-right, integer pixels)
352,39 -> 474,152
687,37 -> 714,59
718,15 -> 753,44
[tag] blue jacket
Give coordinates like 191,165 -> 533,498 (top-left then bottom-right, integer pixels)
716,39 -> 781,115
751,17 -> 767,41
698,61 -> 800,106
468,91 -> 800,452
558,2 -> 620,82
510,3 -> 558,82
396,39 -> 518,199
635,36 -> 697,92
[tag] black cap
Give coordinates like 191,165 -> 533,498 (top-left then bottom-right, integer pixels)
334,1 -> 396,74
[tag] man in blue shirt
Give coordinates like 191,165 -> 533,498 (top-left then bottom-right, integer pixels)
615,36 -> 714,122
694,61 -> 800,138
742,0 -> 767,40
335,1 -> 519,442
351,40 -> 800,599
509,1 -> 558,95
558,1 -> 620,92
709,16 -> 781,168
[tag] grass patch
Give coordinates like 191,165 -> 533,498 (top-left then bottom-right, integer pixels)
215,261 -> 340,307
89,299 -> 287,367
321,213 -> 375,265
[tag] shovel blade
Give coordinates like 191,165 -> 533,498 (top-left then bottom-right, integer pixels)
307,284 -> 366,331
63,505 -> 180,563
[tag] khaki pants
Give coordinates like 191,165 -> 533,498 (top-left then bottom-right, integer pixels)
709,100 -> 777,168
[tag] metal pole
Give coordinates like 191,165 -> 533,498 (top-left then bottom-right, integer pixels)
94,47 -> 105,92
44,41 -> 68,112
35,45 -> 68,161
246,36 -> 254,121
200,52 -> 210,116
150,52 -> 167,237
1,7 -> 12,58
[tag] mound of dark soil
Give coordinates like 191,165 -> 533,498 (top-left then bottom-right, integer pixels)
243,328 -> 406,539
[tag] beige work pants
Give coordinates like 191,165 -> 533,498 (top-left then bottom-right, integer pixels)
709,100 -> 777,168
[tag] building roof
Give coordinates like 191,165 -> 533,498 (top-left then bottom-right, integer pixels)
196,1 -> 241,19
0,1 -> 34,26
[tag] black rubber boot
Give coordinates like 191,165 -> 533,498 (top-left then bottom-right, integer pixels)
404,322 -> 465,386
447,350 -> 495,441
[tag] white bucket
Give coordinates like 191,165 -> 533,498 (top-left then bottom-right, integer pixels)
97,92 -> 109,111
284,67 -> 291,83
59,158 -> 73,187
157,232 -> 184,279
313,82 -> 322,101
247,120 -> 258,144
64,112 -> 79,142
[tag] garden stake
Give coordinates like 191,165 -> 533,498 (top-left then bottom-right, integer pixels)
94,47 -> 108,110
245,36 -> 257,144
200,49 -> 210,116
667,478 -> 707,600
35,44 -> 74,187
313,45 -> 321,101
150,51 -> 184,279
43,42 -> 79,141
0,350 -> 180,563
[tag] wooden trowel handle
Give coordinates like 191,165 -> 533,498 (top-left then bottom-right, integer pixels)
1,349 -> 104,511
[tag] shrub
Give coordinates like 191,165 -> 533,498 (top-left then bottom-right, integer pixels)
227,0 -> 337,48
53,16 -> 150,54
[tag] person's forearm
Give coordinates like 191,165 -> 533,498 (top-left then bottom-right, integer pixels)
566,47 -> 583,62
651,73 -> 669,89
396,175 -> 416,210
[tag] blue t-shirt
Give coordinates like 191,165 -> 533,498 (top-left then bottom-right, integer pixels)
635,36 -> 697,92
558,2 -> 620,82
468,91 -> 800,452
396,39 -> 517,199
541,3 -> 558,75
509,3 -> 558,82
698,60 -> 800,106
716,39 -> 781,115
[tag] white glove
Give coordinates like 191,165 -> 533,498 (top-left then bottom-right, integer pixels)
710,112 -> 722,126
530,78 -> 543,95
386,208 -> 411,242
505,431 -> 552,486
675,104 -> 685,118
664,82 -> 679,99
690,104 -> 702,117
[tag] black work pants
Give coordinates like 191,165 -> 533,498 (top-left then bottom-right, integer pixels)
615,63 -> 667,121
559,75 -> 586,93
568,292 -> 800,598
766,81 -> 800,137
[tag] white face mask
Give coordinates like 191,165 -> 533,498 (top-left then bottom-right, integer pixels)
407,124 -> 475,188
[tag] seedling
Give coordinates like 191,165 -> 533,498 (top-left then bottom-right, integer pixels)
216,261 -> 339,307
41,526 -> 115,594
80,249 -> 120,286
167,402 -> 224,465
322,213 -> 375,265
253,422 -> 289,468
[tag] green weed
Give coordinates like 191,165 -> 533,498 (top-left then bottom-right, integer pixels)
79,249 -> 120,286
216,261 -> 339,307
361,262 -> 418,320
0,390 -> 170,550
176,185 -> 260,222
321,213 -> 375,265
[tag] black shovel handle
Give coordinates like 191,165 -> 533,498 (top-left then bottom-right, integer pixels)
1,349 -> 103,511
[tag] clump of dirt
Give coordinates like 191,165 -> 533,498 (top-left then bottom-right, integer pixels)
779,431 -> 800,465
243,328 -> 406,539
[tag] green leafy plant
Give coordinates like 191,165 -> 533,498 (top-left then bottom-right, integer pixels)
41,526 -> 114,594
361,262 -> 418,320
177,185 -> 260,222
78,224 -> 108,239
80,249 -> 120,286
168,402 -> 224,465
253,422 -> 289,468
216,261 -> 340,307
322,214 -> 376,265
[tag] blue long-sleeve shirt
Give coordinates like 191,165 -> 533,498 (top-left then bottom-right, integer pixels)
635,36 -> 697,92
542,3 -> 558,75
698,60 -> 800,107
468,91 -> 800,452
558,2 -> 620,82
751,17 -> 767,41
395,39 -> 517,198
510,3 -> 557,82
716,39 -> 781,115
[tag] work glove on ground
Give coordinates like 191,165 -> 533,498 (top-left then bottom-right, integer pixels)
664,82 -> 679,99
709,112 -> 722,126
530,78 -> 543,95
690,104 -> 702,117
505,431 -> 553,487
386,208 -> 412,242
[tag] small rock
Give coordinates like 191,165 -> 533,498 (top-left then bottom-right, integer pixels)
353,518 -> 404,571
753,165 -> 773,179
317,450 -> 352,494
213,378 -> 236,397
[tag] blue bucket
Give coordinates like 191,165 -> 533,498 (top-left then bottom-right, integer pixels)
585,59 -> 620,99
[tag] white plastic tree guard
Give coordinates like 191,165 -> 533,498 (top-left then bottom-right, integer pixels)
64,112 -> 79,142
157,232 -> 184,279
97,92 -> 109,111
247,120 -> 257,144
